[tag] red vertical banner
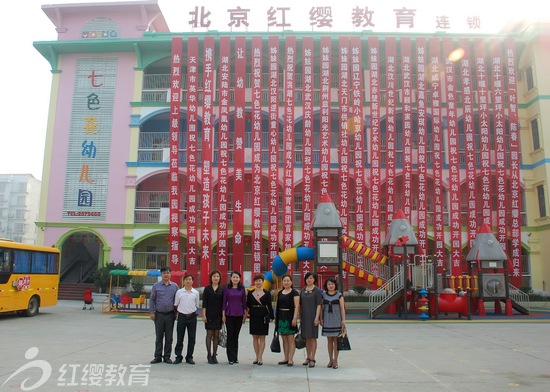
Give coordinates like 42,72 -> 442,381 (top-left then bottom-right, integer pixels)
429,38 -> 445,270
252,37 -> 263,275
385,37 -> 396,229
268,36 -> 280,266
320,37 -> 332,197
460,39 -> 477,249
339,36 -> 350,237
301,37 -> 314,278
443,38 -> 462,275
351,36 -> 365,252
505,39 -> 522,286
339,36 -> 350,289
200,37 -> 215,286
233,37 -> 246,274
186,37 -> 199,277
475,39 -> 492,227
283,36 -> 296,275
169,37 -> 182,277
401,38 -> 413,220
415,38 -> 428,255
368,36 -> 381,252
217,36 -> 231,279
491,39 -> 507,253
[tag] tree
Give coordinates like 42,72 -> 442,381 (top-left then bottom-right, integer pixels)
92,262 -> 130,293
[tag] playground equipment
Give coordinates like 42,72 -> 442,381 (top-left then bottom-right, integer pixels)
429,288 -> 469,317
466,223 -> 529,316
261,237 -> 388,292
101,269 -> 187,313
367,213 -> 530,319
99,199 -> 528,320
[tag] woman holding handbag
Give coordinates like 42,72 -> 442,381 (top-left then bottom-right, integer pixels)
320,277 -> 346,369
275,274 -> 300,366
202,269 -> 224,364
246,274 -> 274,365
300,272 -> 323,368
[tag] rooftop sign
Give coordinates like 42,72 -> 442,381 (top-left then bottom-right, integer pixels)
159,0 -> 518,34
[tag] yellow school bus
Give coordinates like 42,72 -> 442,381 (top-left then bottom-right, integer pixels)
0,239 -> 60,316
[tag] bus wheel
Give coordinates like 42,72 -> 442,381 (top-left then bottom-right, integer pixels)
24,296 -> 40,317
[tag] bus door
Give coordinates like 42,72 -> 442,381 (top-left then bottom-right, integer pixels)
0,249 -> 11,311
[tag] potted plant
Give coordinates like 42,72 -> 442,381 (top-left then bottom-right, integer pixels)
129,281 -> 145,298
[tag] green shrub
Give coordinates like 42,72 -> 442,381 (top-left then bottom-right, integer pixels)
344,294 -> 368,302
129,280 -> 145,298
353,285 -> 367,295
92,262 -> 131,293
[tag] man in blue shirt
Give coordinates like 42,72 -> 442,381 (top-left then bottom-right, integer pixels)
150,267 -> 179,364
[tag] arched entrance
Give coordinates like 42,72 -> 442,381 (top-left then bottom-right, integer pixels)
60,232 -> 103,284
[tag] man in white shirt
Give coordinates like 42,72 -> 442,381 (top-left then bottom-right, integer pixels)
173,274 -> 200,364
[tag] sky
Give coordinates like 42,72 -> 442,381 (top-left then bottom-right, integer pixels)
0,0 -> 541,181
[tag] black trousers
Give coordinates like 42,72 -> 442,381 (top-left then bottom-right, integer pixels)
225,315 -> 244,362
174,312 -> 197,360
154,311 -> 175,360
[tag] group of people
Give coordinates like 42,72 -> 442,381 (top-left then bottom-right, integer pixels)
149,267 -> 346,369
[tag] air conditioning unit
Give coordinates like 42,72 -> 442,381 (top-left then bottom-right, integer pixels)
159,208 -> 169,224
162,148 -> 170,163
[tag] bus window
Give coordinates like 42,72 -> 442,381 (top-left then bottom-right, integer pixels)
32,252 -> 48,273
13,250 -> 31,273
47,254 -> 59,274
0,251 -> 10,273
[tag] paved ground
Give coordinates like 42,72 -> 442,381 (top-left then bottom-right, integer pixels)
1,300 -> 549,392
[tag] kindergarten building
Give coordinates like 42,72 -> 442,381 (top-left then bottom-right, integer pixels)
34,1 -> 550,292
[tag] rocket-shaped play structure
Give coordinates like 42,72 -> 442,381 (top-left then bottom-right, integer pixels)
465,223 -> 529,316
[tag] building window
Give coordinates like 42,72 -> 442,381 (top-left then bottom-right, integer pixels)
525,65 -> 534,91
537,184 -> 547,218
531,118 -> 540,150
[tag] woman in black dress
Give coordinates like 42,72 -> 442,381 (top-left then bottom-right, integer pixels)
202,269 -> 224,364
275,274 -> 300,366
246,273 -> 274,365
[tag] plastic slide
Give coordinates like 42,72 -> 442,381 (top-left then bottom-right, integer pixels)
263,247 -> 315,290
262,237 -> 387,290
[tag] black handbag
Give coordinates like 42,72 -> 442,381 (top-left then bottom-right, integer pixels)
270,331 -> 281,353
337,326 -> 351,351
294,324 -> 306,350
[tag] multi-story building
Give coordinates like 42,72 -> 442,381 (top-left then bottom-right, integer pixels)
0,174 -> 41,244
34,1 -> 550,291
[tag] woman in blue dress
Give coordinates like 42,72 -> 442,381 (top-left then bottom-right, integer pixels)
320,277 -> 346,369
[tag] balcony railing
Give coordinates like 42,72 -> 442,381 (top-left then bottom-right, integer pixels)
140,73 -> 509,106
138,132 -> 318,164
134,189 -> 527,227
